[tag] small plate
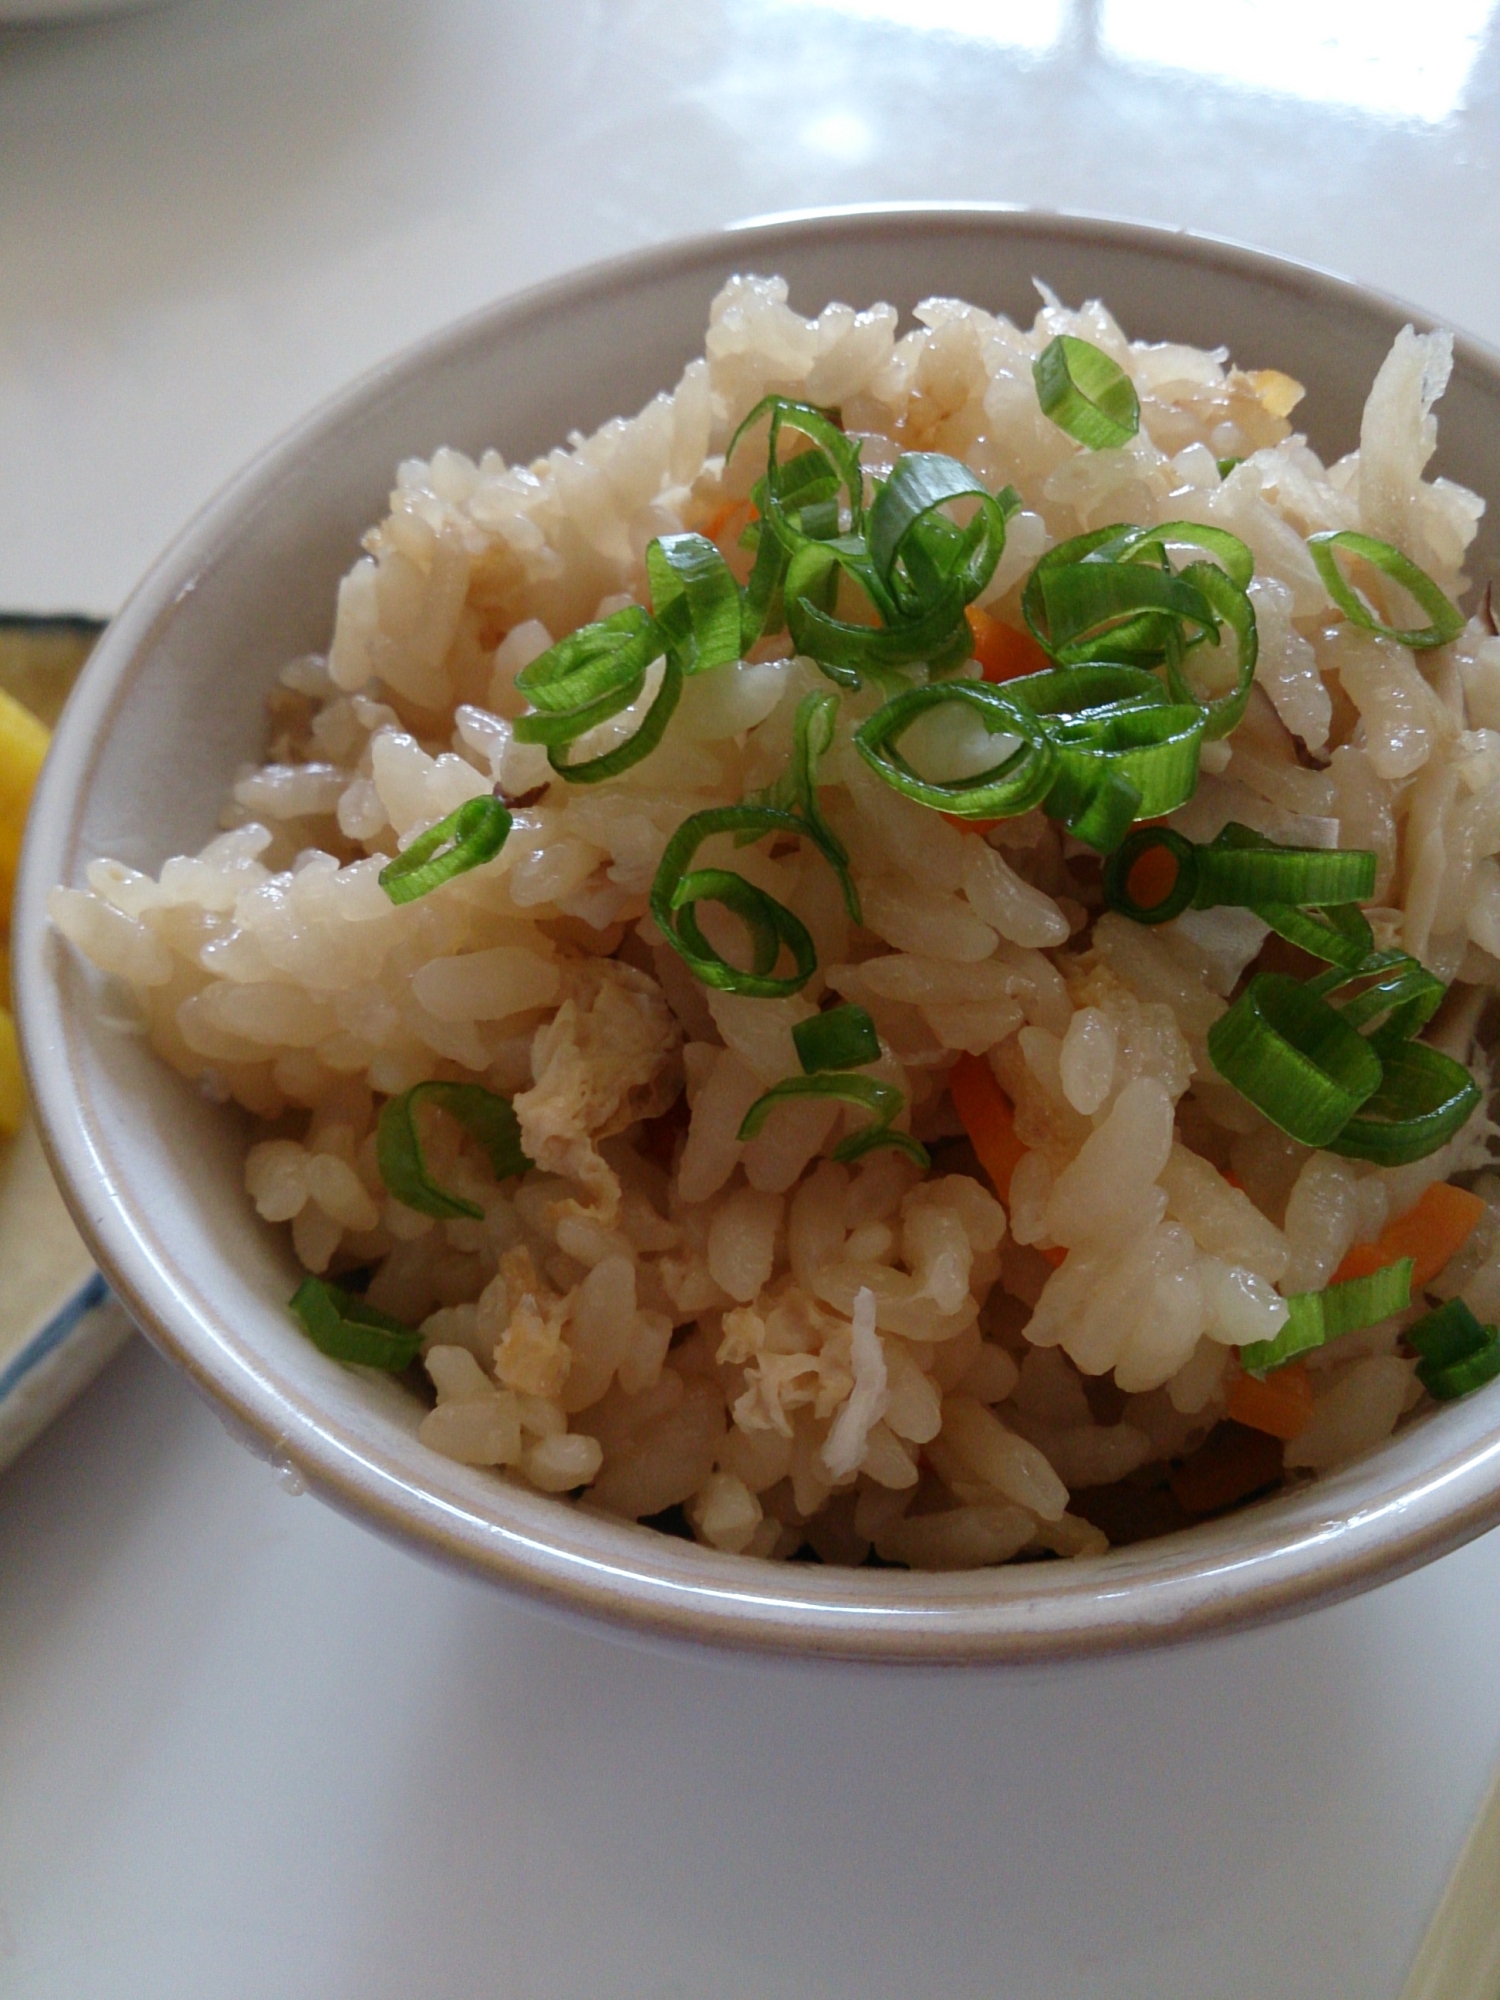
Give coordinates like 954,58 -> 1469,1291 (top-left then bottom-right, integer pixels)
0,615 -> 131,1472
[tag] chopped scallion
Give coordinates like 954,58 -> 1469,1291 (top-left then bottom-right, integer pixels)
1033,336 -> 1140,450
376,1081 -> 530,1220
1407,1298 -> 1500,1399
793,1002 -> 881,1074
1307,529 -> 1464,651
1206,973 -> 1385,1149
1239,1258 -> 1414,1375
378,796 -> 512,905
289,1278 -> 422,1371
738,1072 -> 929,1168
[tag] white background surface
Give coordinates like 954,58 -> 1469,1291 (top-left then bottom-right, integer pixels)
6,3 -> 1500,1994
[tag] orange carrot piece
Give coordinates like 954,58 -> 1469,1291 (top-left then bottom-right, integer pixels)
702,496 -> 755,545
949,1052 -> 1029,1202
1331,1181 -> 1486,1291
1126,842 -> 1181,912
1039,1244 -> 1067,1269
965,606 -> 1051,684
1225,1361 -> 1314,1442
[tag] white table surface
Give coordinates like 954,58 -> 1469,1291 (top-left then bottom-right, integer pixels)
6,4 -> 1500,1995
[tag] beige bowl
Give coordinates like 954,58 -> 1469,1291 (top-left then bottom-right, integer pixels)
18,207 -> 1500,1661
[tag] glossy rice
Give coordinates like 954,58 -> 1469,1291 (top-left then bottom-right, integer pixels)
52,276 -> 1500,1567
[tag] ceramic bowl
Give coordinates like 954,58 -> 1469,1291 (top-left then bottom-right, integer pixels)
18,206 -> 1500,1661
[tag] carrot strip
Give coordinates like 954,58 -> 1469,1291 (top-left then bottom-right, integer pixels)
1331,1182 -> 1486,1291
1225,1360 -> 1314,1441
1039,1244 -> 1067,1269
1126,842 -> 1180,912
702,496 -> 755,545
949,1052 -> 1028,1202
965,606 -> 1051,683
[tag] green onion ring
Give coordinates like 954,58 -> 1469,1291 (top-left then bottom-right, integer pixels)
289,1278 -> 423,1371
647,532 -> 744,678
743,689 -> 860,920
1239,1258 -> 1414,1375
853,680 -> 1057,819
378,796 -> 513,905
1206,972 -> 1385,1148
1324,1040 -> 1483,1165
650,804 -> 842,998
737,1072 -> 929,1168
1102,826 -> 1200,923
1307,530 -> 1464,650
1033,335 -> 1141,450
1163,560 -> 1258,739
376,1081 -> 530,1220
793,1002 -> 882,1074
1408,1299 -> 1500,1400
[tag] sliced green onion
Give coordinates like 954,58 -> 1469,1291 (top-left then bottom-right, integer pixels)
747,690 -> 860,921
1039,700 -> 1205,847
737,1072 -> 929,1167
1131,520 -> 1256,592
650,804 -> 843,998
853,680 -> 1057,819
1310,950 -> 1446,1042
793,1002 -> 881,1074
514,604 -> 657,719
866,454 -> 1017,618
1254,901 -> 1375,971
1324,1040 -> 1483,1165
1034,559 -> 1219,667
1020,525 -> 1255,710
1194,823 -> 1376,908
783,457 -> 1015,688
1163,560 -> 1258,739
289,1277 -> 422,1371
646,533 -> 744,678
1216,456 -> 1242,479
1102,826 -> 1199,922
376,1081 -> 530,1220
730,396 -> 864,648
1239,1258 -> 1414,1375
1207,973 -> 1385,1148
1102,823 -> 1377,922
1307,530 -> 1464,650
379,796 -> 512,905
1407,1299 -> 1500,1400
1033,336 -> 1140,450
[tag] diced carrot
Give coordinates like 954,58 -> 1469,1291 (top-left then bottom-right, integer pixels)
1169,1421 -> 1284,1518
939,812 -> 1005,835
966,606 -> 1051,684
1331,1181 -> 1487,1291
702,496 -> 756,545
1224,1360 -> 1314,1442
1039,1244 -> 1067,1269
1126,842 -> 1180,913
949,1052 -> 1028,1202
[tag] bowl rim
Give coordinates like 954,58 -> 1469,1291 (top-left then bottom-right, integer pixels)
19,202 -> 1500,1663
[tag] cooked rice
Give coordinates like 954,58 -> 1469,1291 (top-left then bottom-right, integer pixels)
53,276 -> 1500,1566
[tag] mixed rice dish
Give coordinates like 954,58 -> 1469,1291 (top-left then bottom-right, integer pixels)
52,276 -> 1500,1569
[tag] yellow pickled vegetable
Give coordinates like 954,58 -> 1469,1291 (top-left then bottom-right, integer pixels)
0,684 -> 50,929
0,1006 -> 24,1135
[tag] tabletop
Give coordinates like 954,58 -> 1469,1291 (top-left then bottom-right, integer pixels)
5,4 -> 1500,1996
